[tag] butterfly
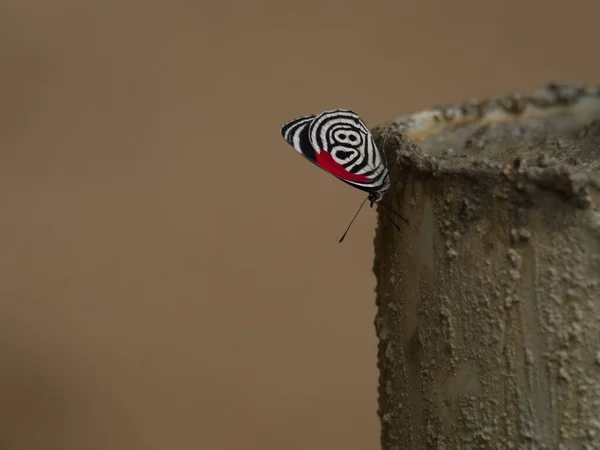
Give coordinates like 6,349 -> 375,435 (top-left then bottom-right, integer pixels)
280,109 -> 406,242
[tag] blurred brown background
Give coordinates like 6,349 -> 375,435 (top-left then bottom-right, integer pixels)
0,0 -> 598,448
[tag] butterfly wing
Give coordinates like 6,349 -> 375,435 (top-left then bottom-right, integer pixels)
308,109 -> 389,194
281,115 -> 317,162
280,110 -> 390,197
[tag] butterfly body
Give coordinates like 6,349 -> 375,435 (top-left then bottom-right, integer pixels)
281,109 -> 390,207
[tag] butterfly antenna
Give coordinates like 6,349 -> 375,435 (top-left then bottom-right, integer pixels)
379,200 -> 409,224
339,196 -> 369,243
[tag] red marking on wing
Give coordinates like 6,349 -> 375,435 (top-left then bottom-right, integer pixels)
315,150 -> 370,183
315,150 -> 371,183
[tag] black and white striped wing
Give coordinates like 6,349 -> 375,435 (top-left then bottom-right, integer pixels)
280,109 -> 390,199
280,114 -> 318,162
307,109 -> 390,194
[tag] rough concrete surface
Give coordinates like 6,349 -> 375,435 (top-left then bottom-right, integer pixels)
372,82 -> 600,449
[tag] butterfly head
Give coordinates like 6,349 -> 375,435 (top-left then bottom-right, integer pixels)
368,190 -> 383,207
367,170 -> 390,207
